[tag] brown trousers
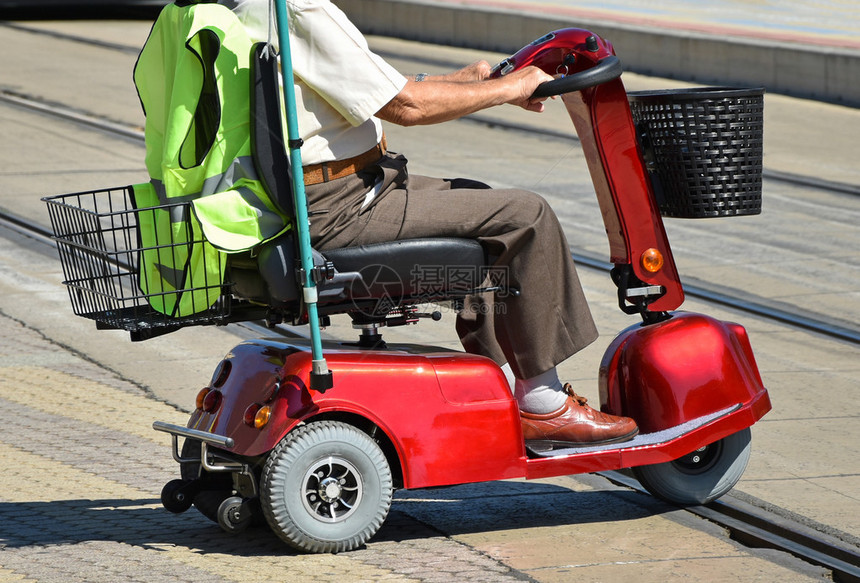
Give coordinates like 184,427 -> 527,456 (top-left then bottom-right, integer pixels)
306,153 -> 598,379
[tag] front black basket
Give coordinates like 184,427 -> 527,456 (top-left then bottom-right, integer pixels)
628,87 -> 764,218
42,186 -> 231,336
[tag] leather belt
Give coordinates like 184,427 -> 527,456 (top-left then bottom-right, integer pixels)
303,135 -> 387,186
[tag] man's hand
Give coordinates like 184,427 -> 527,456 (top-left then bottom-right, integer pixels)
502,66 -> 554,112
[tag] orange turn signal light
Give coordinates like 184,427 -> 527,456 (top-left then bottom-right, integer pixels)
255,405 -> 272,429
195,388 -> 211,410
244,403 -> 272,429
640,248 -> 664,273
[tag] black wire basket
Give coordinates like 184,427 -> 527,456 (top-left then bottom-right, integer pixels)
43,186 -> 231,336
628,87 -> 764,218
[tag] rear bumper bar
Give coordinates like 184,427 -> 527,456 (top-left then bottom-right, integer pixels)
152,420 -> 235,449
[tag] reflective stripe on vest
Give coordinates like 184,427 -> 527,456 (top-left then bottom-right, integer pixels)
133,3 -> 290,317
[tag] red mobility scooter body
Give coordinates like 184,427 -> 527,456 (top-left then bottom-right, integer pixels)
186,311 -> 769,488
153,28 -> 771,551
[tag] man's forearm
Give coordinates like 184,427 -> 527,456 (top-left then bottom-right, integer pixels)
376,66 -> 552,126
376,79 -> 510,126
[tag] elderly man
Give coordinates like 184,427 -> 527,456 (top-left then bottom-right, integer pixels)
221,0 -> 638,447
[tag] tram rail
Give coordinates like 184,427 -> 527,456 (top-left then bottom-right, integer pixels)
2,88 -> 858,345
7,203 -> 858,581
5,202 -> 859,581
2,18 -> 858,199
603,471 -> 860,583
1,90 -> 859,582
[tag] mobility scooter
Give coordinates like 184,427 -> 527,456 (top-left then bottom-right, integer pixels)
43,7 -> 770,553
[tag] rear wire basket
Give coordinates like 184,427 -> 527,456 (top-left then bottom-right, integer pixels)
628,87 -> 764,218
43,186 -> 230,336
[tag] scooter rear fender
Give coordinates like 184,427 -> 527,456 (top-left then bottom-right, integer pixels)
187,339 -> 527,489
599,312 -> 771,433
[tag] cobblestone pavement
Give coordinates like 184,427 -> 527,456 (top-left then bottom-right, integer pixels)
2,16 -> 853,580
0,314 -> 533,583
0,310 -> 830,583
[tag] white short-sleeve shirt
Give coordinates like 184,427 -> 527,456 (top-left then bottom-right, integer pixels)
223,0 -> 407,165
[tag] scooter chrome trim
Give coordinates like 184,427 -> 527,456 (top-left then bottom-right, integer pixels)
153,422 -> 256,495
152,421 -> 235,450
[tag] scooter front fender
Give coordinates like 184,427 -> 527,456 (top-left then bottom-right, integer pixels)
599,312 -> 771,433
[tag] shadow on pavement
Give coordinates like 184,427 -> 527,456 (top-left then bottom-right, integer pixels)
0,481 -> 673,553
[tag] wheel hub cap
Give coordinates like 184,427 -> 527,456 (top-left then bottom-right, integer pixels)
319,477 -> 343,502
674,443 -> 722,474
302,456 -> 363,523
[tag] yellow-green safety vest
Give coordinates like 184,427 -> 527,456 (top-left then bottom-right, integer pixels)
133,1 -> 290,317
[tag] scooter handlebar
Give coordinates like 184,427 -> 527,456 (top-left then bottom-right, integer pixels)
531,55 -> 623,98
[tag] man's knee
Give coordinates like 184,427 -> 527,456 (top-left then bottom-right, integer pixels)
500,189 -> 558,228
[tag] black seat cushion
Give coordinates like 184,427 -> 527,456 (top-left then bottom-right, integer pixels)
248,235 -> 488,307
324,238 -> 488,301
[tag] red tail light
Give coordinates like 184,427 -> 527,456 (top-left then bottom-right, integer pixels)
202,390 -> 222,413
243,403 -> 261,426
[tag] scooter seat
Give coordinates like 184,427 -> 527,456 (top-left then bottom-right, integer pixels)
324,238 -> 488,299
242,46 -> 488,316
235,234 -> 488,310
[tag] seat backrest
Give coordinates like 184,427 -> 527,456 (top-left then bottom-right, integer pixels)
250,42 -> 295,219
233,43 -> 493,324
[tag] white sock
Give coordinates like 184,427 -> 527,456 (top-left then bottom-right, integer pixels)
500,362 -> 516,395
513,367 -> 567,414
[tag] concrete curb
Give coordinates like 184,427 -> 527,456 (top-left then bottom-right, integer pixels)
340,0 -> 860,107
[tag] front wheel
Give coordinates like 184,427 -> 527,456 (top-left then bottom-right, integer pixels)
261,420 -> 393,553
632,428 -> 751,505
180,439 -> 232,522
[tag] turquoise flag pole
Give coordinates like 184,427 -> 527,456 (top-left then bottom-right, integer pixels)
273,0 -> 333,392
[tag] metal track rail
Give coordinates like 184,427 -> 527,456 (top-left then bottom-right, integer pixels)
5,26 -> 859,580
570,253 -> 860,345
2,89 -> 858,345
462,113 -> 860,197
4,65 -> 860,199
8,198 -> 860,579
602,470 -> 860,583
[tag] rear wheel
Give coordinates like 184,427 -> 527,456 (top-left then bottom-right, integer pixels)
160,479 -> 194,513
217,496 -> 253,533
261,420 -> 393,553
632,428 -> 751,505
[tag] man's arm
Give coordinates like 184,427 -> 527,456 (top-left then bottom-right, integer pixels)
376,62 -> 554,127
417,60 -> 492,83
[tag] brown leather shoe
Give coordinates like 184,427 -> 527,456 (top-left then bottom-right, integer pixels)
521,384 -> 638,448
